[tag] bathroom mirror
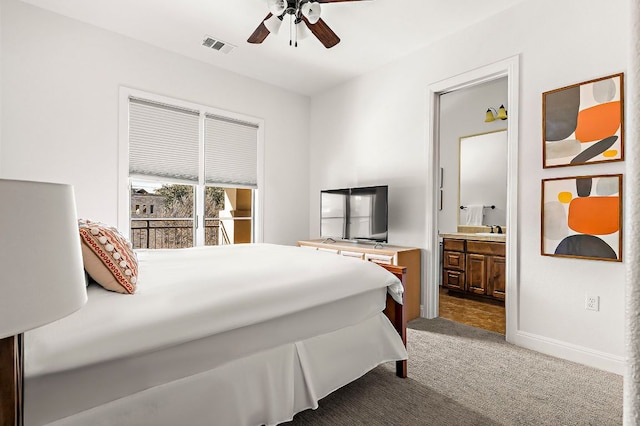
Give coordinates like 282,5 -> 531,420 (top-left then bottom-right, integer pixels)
459,129 -> 507,227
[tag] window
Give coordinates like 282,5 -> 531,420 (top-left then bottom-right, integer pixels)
119,89 -> 263,248
130,182 -> 195,249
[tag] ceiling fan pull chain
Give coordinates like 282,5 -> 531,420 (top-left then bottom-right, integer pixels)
289,13 -> 293,46
295,0 -> 300,47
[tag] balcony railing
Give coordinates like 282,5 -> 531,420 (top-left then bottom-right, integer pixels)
130,217 -> 233,249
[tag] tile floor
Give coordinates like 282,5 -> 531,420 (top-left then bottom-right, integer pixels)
438,287 -> 506,335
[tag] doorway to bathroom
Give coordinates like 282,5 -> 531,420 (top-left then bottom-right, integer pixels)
424,56 -> 519,341
438,79 -> 508,334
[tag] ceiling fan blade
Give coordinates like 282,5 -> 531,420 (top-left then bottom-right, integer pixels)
247,13 -> 272,44
316,0 -> 372,3
302,16 -> 340,48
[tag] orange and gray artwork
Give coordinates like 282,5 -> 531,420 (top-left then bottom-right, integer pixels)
542,174 -> 622,261
543,73 -> 624,168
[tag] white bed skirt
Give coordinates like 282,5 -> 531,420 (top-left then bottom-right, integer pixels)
34,313 -> 406,426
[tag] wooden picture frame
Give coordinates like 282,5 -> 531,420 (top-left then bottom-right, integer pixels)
541,174 -> 622,261
542,73 -> 624,168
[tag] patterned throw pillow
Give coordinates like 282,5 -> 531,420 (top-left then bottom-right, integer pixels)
78,219 -> 138,294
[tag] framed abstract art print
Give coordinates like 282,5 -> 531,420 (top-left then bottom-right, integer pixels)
543,73 -> 624,168
541,174 -> 622,262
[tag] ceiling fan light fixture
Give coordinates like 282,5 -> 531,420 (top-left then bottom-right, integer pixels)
264,14 -> 283,34
267,0 -> 287,16
296,20 -> 311,40
301,2 -> 321,24
248,0 -> 344,48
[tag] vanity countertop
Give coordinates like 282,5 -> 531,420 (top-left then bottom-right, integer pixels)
440,232 -> 506,242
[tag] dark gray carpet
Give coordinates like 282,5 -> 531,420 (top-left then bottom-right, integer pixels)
285,318 -> 623,425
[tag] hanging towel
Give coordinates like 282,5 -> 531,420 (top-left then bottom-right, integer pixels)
465,204 -> 484,226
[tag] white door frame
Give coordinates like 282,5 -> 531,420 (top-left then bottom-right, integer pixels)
423,55 -> 520,342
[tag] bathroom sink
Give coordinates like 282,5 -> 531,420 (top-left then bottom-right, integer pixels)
475,232 -> 506,237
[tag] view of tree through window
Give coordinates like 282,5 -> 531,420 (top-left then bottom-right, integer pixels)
130,182 -> 252,249
204,186 -> 227,246
130,183 -> 194,249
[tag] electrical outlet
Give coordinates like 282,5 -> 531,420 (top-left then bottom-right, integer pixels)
585,295 -> 599,311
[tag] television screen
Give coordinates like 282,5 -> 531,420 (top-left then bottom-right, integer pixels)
320,185 -> 388,242
320,189 -> 349,240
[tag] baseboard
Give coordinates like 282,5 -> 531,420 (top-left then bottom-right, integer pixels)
513,330 -> 625,375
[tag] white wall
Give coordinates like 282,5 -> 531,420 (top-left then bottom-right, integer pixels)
0,0 -> 310,246
0,2 -> 3,175
625,0 -> 640,419
439,78 -> 508,233
309,0 -> 628,373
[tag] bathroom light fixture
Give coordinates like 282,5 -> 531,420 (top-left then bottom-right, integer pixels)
485,105 -> 508,122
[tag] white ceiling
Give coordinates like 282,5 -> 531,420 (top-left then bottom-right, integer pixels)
20,0 -> 526,96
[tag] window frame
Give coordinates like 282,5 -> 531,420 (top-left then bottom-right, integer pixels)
118,87 -> 265,244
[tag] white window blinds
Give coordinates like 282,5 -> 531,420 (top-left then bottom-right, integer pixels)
129,97 -> 200,183
205,114 -> 258,188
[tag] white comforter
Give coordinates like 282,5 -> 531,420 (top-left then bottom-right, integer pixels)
25,243 -> 402,377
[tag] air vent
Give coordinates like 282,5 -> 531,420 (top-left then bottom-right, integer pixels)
202,35 -> 235,54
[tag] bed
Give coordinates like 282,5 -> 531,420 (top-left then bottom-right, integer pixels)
23,243 -> 408,426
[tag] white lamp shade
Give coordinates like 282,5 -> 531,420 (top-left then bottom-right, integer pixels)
296,20 -> 311,40
264,14 -> 283,34
0,179 -> 88,338
267,0 -> 287,16
301,2 -> 321,24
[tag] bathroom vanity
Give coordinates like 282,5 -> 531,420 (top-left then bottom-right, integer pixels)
440,233 -> 506,302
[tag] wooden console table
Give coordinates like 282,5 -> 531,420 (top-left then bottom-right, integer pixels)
297,239 -> 422,321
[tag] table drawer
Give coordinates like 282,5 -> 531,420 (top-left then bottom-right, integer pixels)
365,253 -> 394,265
317,247 -> 340,254
340,250 -> 365,260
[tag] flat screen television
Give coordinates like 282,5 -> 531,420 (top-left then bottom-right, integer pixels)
320,185 -> 388,243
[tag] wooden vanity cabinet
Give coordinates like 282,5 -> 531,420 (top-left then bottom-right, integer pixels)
466,253 -> 487,295
442,238 -> 506,302
488,256 -> 506,300
442,239 -> 465,291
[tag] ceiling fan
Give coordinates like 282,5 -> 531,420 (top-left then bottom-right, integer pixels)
247,0 -> 370,49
